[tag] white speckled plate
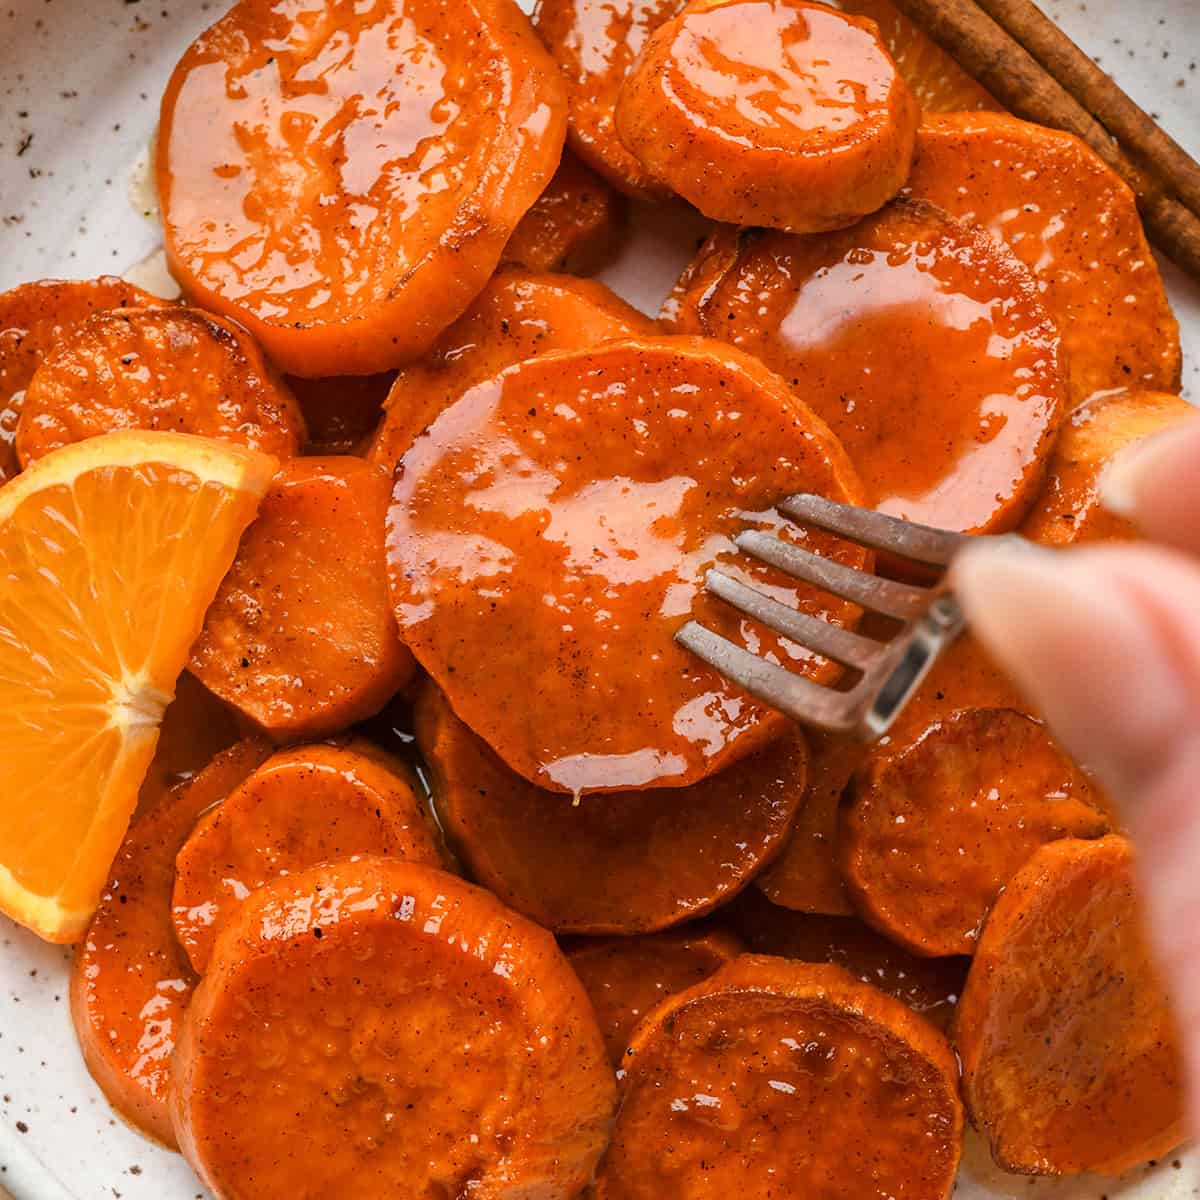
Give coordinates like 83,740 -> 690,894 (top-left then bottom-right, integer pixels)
1,1 -> 1199,1197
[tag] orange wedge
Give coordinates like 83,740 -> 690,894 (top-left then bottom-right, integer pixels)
0,431 -> 276,943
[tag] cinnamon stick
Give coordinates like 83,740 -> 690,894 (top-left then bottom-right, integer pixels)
889,0 -> 1200,280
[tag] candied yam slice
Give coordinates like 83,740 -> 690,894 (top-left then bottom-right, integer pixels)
171,859 -> 617,1199
190,457 -> 415,741
595,955 -> 962,1198
1022,390 -> 1195,546
841,708 -> 1109,957
906,113 -> 1181,405
387,335 -> 867,794
173,739 -> 445,973
415,684 -> 806,934
0,432 -> 276,941
70,739 -> 271,1146
566,929 -> 743,1065
616,0 -> 918,232
158,0 -> 567,377
17,306 -> 305,467
664,201 -> 1065,532
368,268 -> 653,470
956,835 -> 1186,1176
534,0 -> 683,199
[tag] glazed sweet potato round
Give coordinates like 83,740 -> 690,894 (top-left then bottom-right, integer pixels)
158,0 -> 567,377
664,200 -> 1066,533
387,335 -> 867,794
616,0 -> 919,232
17,306 -> 305,466
956,835 -> 1186,1176
71,740 -> 271,1147
905,113 -> 1181,405
415,684 -> 806,934
594,956 -> 963,1198
189,457 -> 415,741
172,740 -> 445,973
840,708 -> 1111,957
171,858 -> 617,1199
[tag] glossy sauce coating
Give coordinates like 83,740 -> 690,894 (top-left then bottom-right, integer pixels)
158,0 -> 567,377
956,836 -> 1186,1176
70,740 -> 271,1147
171,859 -> 617,1199
566,929 -> 743,1065
616,0 -> 919,232
172,739 -> 445,973
534,0 -> 684,198
17,306 -> 305,466
594,956 -> 962,1198
190,457 -> 414,740
415,683 -> 806,933
905,113 -> 1181,405
841,708 -> 1110,957
368,267 -> 653,469
387,335 -> 867,794
286,372 -> 395,455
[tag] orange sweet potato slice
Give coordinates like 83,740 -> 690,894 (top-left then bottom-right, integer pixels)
905,113 -> 1181,405
173,739 -> 445,974
664,200 -> 1065,532
190,457 -> 414,740
840,708 -> 1110,957
70,739 -> 270,1147
0,277 -> 169,481
17,306 -> 305,466
368,267 -> 652,469
158,0 -> 567,378
501,150 -> 627,274
171,859 -> 617,1198
594,955 -> 963,1198
387,335 -> 867,794
1022,389 -> 1195,546
534,0 -> 684,199
616,0 -> 919,232
415,683 -> 806,933
566,929 -> 743,1065
956,835 -> 1186,1176
285,372 -> 395,455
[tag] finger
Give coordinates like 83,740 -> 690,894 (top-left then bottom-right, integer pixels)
1101,413 -> 1200,556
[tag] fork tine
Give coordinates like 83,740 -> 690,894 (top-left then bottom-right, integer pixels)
674,621 -> 859,733
704,570 -> 881,669
734,530 -> 929,620
777,493 -> 970,566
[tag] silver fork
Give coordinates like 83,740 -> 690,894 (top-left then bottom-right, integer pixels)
675,494 -> 974,741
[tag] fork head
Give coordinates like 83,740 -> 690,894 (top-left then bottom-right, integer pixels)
675,494 -> 973,741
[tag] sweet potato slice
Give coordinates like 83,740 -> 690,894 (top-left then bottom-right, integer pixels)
415,683 -> 805,933
17,306 -> 305,466
616,0 -> 919,232
905,113 -> 1181,405
534,0 -> 684,199
841,708 -> 1110,957
502,151 -> 627,274
368,267 -> 652,469
286,372 -> 394,455
171,859 -> 617,1199
158,0 -> 567,378
0,277 -> 168,482
70,739 -> 270,1147
173,739 -> 444,973
664,201 -> 1065,532
190,457 -> 414,741
387,335 -> 867,794
594,955 -> 962,1198
566,929 -> 743,1065
956,835 -> 1186,1175
1022,389 -> 1195,546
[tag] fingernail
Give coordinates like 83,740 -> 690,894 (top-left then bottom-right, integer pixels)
1100,419 -> 1200,518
